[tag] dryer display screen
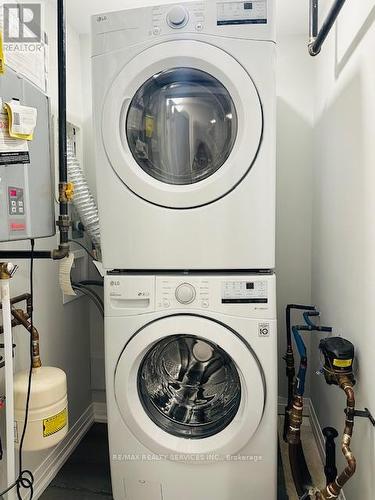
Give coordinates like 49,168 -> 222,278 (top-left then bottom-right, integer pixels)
222,280 -> 268,304
217,1 -> 267,25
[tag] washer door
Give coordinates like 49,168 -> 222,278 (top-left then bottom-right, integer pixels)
114,315 -> 265,458
102,40 -> 263,208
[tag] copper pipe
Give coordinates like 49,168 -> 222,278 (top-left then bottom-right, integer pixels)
11,309 -> 41,369
287,395 -> 304,445
318,376 -> 356,499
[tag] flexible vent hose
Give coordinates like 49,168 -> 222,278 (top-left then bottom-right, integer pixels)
67,144 -> 101,256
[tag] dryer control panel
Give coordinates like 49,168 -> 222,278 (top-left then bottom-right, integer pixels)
105,274 -> 276,319
91,0 -> 275,57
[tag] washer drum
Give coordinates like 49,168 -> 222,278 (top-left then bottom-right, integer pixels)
14,366 -> 68,451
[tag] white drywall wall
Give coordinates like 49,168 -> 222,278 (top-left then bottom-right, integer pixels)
309,1 -> 375,498
0,0 -> 92,490
276,34 -> 314,398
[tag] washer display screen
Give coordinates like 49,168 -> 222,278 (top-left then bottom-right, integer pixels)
138,335 -> 241,439
126,68 -> 238,186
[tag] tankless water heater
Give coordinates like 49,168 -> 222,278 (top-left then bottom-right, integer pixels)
0,66 -> 55,242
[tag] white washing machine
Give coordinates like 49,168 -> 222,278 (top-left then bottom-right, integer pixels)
105,273 -> 277,500
92,0 -> 276,271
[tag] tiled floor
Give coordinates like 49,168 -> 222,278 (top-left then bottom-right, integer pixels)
41,423 -> 290,499
278,416 -> 326,500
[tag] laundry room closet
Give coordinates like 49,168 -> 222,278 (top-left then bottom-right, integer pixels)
0,1 -> 374,499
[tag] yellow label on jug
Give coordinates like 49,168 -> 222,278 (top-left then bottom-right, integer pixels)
333,358 -> 352,368
43,408 -> 68,438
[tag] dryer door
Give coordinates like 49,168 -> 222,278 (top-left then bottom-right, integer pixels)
114,315 -> 265,458
102,40 -> 263,209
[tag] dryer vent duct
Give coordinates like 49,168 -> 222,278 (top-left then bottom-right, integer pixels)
67,144 -> 101,257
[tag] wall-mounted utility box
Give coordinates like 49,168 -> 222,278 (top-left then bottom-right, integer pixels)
0,66 -> 55,242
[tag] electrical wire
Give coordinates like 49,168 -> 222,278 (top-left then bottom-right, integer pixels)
0,240 -> 35,500
68,239 -> 96,260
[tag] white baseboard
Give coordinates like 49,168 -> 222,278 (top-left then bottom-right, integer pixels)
32,404 -> 95,499
93,401 -> 107,423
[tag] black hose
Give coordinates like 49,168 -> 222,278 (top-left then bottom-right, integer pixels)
78,280 -> 103,287
72,284 -> 104,316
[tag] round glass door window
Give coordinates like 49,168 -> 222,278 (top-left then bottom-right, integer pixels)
126,68 -> 238,185
138,335 -> 241,439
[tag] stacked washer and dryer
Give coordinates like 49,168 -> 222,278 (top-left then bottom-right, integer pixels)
92,1 -> 277,499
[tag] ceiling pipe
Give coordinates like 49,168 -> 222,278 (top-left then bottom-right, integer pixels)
308,0 -> 347,56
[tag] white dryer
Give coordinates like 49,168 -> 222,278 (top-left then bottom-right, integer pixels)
92,0 -> 276,271
105,273 -> 277,500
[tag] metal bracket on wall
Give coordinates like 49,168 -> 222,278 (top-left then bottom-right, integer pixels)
345,408 -> 375,427
308,0 -> 347,56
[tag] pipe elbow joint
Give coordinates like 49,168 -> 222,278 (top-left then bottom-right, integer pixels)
52,245 -> 70,260
308,41 -> 321,56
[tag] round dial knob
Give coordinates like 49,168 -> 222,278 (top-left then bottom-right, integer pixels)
167,6 -> 188,28
175,283 -> 196,304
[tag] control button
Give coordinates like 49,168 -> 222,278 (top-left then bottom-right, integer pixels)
175,283 -> 196,304
11,200 -> 16,207
162,299 -> 170,308
201,300 -> 209,308
167,6 -> 188,28
196,23 -> 203,31
152,26 -> 161,35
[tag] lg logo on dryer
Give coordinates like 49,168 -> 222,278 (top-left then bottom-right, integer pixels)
258,323 -> 270,338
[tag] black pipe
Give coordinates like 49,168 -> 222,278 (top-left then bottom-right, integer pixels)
57,0 -> 67,189
309,0 -> 319,39
323,427 -> 339,485
0,293 -> 31,308
0,251 -> 52,260
309,0 -> 347,56
283,304 -> 315,442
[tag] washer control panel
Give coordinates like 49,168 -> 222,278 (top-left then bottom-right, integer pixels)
106,275 -> 276,319
222,280 -> 268,304
155,275 -> 273,315
157,278 -> 210,309
217,1 -> 268,26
